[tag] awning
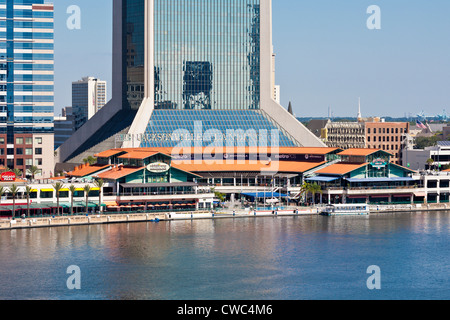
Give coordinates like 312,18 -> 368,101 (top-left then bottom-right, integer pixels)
241,192 -> 288,198
40,189 -> 54,192
369,195 -> 390,198
306,176 -> 340,183
392,194 -> 412,197
346,177 -> 415,183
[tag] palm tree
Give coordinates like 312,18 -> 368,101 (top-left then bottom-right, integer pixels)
309,183 -> 323,205
24,185 -> 33,218
12,168 -> 22,179
53,182 -> 65,216
299,182 -> 311,204
69,185 -> 77,216
0,186 -> 5,206
8,184 -> 19,220
94,179 -> 104,214
83,184 -> 91,215
28,165 -> 40,180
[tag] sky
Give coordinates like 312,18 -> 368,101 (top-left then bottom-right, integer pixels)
53,0 -> 450,119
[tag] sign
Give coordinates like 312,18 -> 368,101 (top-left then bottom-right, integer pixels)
1,172 -> 16,182
147,162 -> 170,174
371,158 -> 388,170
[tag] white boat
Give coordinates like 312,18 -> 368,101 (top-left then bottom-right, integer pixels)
321,204 -> 370,216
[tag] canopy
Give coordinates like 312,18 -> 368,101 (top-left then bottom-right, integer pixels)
306,176 -> 340,182
346,177 -> 415,183
242,192 -> 288,199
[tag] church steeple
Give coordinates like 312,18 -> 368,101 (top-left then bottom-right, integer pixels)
357,97 -> 362,120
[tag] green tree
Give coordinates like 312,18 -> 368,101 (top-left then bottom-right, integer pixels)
83,185 -> 92,215
24,185 -> 33,218
0,186 -> 5,206
28,165 -> 40,180
53,182 -> 65,216
8,184 -> 19,220
309,183 -> 323,205
69,185 -> 77,216
94,179 -> 105,213
12,168 -> 22,178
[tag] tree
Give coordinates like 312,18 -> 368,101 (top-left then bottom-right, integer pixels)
8,184 -> 19,220
53,182 -> 65,216
94,179 -> 104,213
309,183 -> 323,205
299,182 -> 312,204
82,156 -> 97,166
12,168 -> 22,178
69,185 -> 77,216
0,186 -> 5,206
24,186 -> 33,218
83,185 -> 91,215
28,165 -> 40,180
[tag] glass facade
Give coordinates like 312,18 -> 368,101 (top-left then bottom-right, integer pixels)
0,0 -> 54,138
121,0 -> 297,147
153,0 -> 260,111
140,110 -> 296,148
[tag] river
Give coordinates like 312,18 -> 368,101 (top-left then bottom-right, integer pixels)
0,212 -> 448,300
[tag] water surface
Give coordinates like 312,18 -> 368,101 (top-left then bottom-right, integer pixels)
0,212 -> 448,300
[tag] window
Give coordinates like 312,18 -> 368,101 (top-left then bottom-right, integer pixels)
25,148 -> 32,155
25,159 -> 33,166
16,137 -> 23,145
36,158 -> 43,166
16,148 -> 23,155
16,159 -> 24,166
35,137 -> 42,144
25,137 -> 32,145
0,137 -> 4,144
35,148 -> 42,155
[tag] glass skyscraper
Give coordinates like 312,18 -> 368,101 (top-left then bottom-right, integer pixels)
0,0 -> 54,177
58,0 -> 325,163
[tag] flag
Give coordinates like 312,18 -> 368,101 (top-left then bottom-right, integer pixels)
416,120 -> 427,130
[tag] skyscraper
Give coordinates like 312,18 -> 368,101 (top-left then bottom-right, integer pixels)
58,0 -> 325,164
72,76 -> 107,130
0,0 -> 54,178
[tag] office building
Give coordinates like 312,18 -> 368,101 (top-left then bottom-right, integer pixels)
56,0 -> 325,165
72,76 -> 107,130
0,0 -> 54,178
54,107 -> 75,149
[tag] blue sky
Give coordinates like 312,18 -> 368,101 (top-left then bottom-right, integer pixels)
53,0 -> 450,119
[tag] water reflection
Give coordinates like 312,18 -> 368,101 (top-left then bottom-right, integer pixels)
0,213 -> 449,300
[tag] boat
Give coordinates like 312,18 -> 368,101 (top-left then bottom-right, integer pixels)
320,204 -> 370,216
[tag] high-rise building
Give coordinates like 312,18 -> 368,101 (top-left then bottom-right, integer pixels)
0,0 -> 54,178
57,0 -> 325,164
54,107 -> 75,149
72,77 -> 107,130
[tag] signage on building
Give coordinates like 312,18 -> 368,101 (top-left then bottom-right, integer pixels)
147,162 -> 170,174
1,172 -> 16,182
371,158 -> 388,170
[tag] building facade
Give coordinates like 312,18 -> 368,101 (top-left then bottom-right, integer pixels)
56,0 -> 325,165
365,121 -> 410,165
0,0 -> 54,178
72,77 -> 107,131
54,107 -> 75,149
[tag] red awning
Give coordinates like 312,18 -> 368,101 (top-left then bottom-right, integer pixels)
369,195 -> 390,198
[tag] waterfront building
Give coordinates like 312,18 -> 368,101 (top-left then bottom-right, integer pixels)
0,0 -> 54,178
56,0 -> 325,166
402,141 -> 450,171
304,148 -> 420,204
365,121 -> 410,165
72,77 -> 107,131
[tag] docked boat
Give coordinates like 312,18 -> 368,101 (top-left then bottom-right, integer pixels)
321,204 -> 370,216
